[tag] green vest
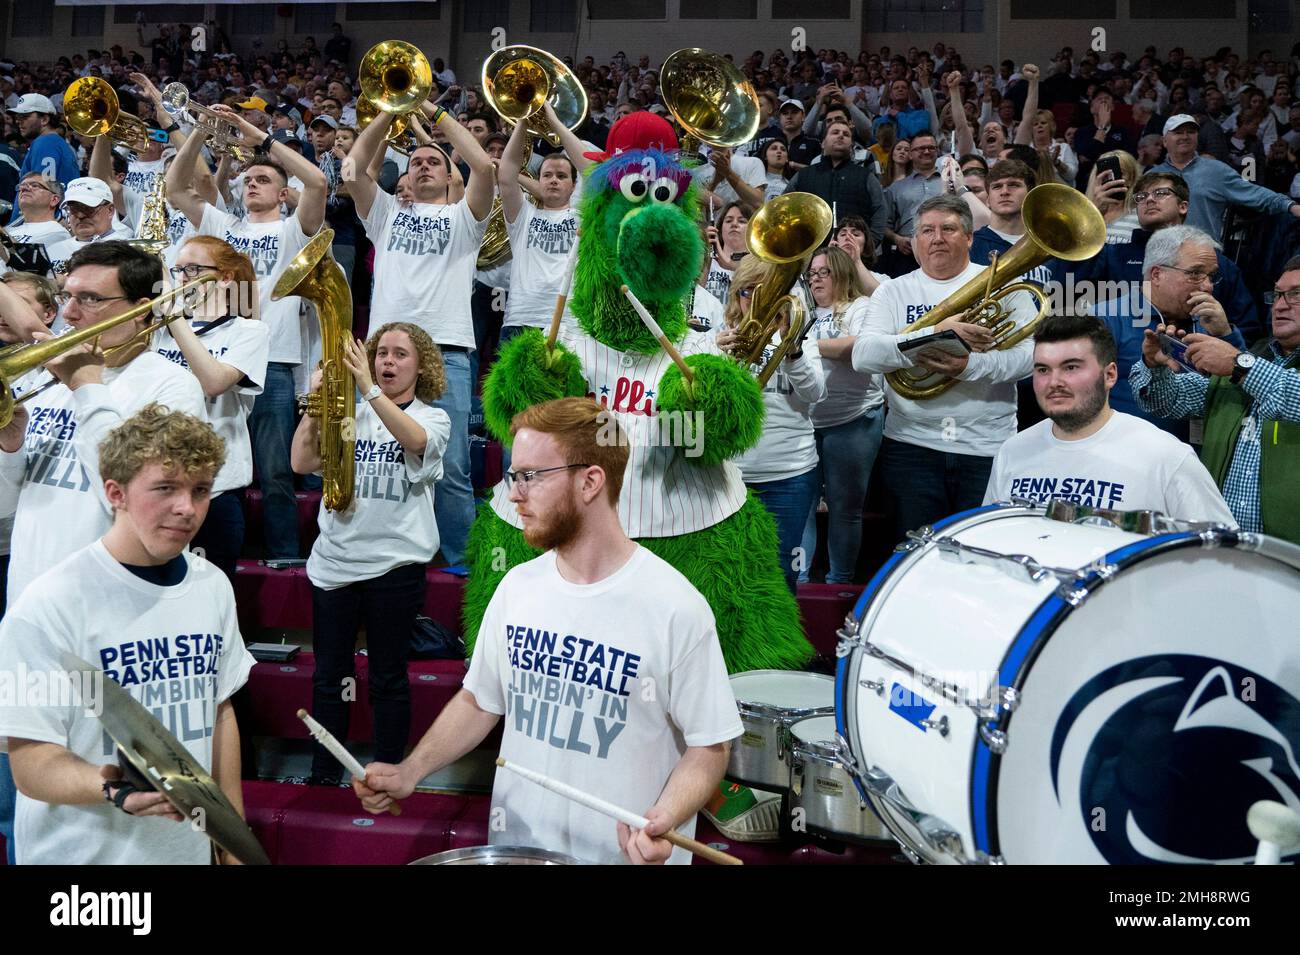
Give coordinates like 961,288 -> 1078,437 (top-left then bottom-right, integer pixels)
1198,341 -> 1300,544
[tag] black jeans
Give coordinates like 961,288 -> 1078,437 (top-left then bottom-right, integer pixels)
191,490 -> 245,585
878,437 -> 994,546
309,562 -> 426,781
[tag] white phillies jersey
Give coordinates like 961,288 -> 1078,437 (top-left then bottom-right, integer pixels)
489,325 -> 748,538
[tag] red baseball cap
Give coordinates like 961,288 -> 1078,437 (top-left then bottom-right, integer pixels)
584,112 -> 679,161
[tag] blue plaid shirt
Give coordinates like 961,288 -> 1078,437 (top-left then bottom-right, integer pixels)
1129,341 -> 1300,532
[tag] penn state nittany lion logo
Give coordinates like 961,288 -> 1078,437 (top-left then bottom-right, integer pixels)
1050,655 -> 1300,865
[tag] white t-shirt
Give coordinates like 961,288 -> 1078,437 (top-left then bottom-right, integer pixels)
983,411 -> 1237,524
688,284 -> 725,332
851,261 -> 1034,457
5,219 -> 68,247
733,338 -> 825,484
45,222 -> 135,275
0,541 -> 255,865
502,203 -> 579,331
689,153 -> 766,207
703,258 -> 735,306
197,205 -> 313,365
361,189 -> 490,349
806,296 -> 885,429
489,325 -> 749,538
151,317 -> 270,495
306,398 -> 450,589
0,353 -> 206,602
463,545 -> 742,865
122,158 -> 165,199
0,369 -> 44,559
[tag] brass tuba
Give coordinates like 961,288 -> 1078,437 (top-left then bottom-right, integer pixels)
732,192 -> 833,386
273,228 -> 356,512
661,48 -> 761,158
885,183 -> 1107,400
355,97 -> 415,154
478,46 -> 588,270
64,77 -> 154,153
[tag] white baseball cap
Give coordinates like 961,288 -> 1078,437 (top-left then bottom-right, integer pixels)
8,93 -> 57,116
62,177 -> 114,209
1162,113 -> 1199,135
779,98 -> 806,112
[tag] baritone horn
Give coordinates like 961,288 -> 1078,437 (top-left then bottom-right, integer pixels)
732,192 -> 833,387
272,228 -> 356,512
64,77 -> 154,153
885,183 -> 1107,400
661,48 -> 761,156
360,41 -> 433,115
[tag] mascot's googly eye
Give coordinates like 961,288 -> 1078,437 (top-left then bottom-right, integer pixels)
619,174 -> 650,203
650,177 -> 679,204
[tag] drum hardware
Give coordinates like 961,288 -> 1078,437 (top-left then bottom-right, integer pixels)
837,746 -> 965,857
859,678 -> 885,697
910,527 -> 1095,588
918,715 -> 950,738
978,724 -> 1008,755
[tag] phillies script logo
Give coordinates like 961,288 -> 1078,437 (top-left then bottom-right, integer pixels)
591,376 -> 657,416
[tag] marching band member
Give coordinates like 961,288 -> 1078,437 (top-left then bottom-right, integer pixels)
717,254 -> 826,593
347,99 -> 494,569
151,237 -> 270,582
984,315 -> 1235,523
0,404 -> 254,865
354,397 -> 740,865
497,105 -> 580,351
168,103 -> 328,563
292,323 -> 449,787
846,195 -> 1032,541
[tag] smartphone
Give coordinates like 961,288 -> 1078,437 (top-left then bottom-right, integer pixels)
1096,155 -> 1122,184
1158,333 -> 1198,373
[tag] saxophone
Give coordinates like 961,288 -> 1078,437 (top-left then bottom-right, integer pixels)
130,170 -> 171,256
271,228 -> 357,511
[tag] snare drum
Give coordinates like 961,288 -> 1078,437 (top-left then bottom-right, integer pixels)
836,504 -> 1300,865
789,716 -> 889,844
728,670 -> 834,789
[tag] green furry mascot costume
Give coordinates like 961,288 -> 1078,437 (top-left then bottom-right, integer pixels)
463,113 -> 812,673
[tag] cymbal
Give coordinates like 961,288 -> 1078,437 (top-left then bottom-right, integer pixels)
59,652 -> 270,866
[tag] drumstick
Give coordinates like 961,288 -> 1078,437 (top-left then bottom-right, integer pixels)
495,757 -> 741,865
620,284 -> 695,385
296,709 -> 401,816
546,239 -> 580,351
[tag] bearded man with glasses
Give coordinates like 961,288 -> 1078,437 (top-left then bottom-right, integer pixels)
1131,256 -> 1300,544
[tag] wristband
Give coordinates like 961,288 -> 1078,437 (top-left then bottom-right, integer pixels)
362,384 -> 382,402
163,121 -> 180,135
431,106 -> 447,125
103,779 -> 140,815
255,135 -> 273,157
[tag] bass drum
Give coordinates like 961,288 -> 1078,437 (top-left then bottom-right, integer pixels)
836,504 -> 1300,865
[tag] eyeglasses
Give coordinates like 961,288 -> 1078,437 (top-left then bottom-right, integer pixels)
1265,287 -> 1300,307
1133,187 -> 1178,203
807,268 -> 833,279
503,464 -> 590,494
54,292 -> 131,311
1161,264 -> 1220,285
170,264 -> 218,280
910,144 -> 938,152
17,180 -> 55,195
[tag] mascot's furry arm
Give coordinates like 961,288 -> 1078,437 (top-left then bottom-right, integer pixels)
482,331 -> 588,446
656,355 -> 765,467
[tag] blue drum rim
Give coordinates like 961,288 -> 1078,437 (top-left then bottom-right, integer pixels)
835,503 -> 1010,813
968,529 -> 1251,859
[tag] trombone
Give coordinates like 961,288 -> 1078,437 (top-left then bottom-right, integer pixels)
64,77 -> 156,154
159,83 -> 254,163
0,274 -> 217,427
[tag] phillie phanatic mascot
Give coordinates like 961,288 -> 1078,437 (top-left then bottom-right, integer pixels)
462,112 -> 812,673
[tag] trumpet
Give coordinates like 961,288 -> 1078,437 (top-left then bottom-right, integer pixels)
64,77 -> 154,153
885,183 -> 1107,400
0,274 -> 218,427
731,192 -> 833,386
160,83 -> 253,163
